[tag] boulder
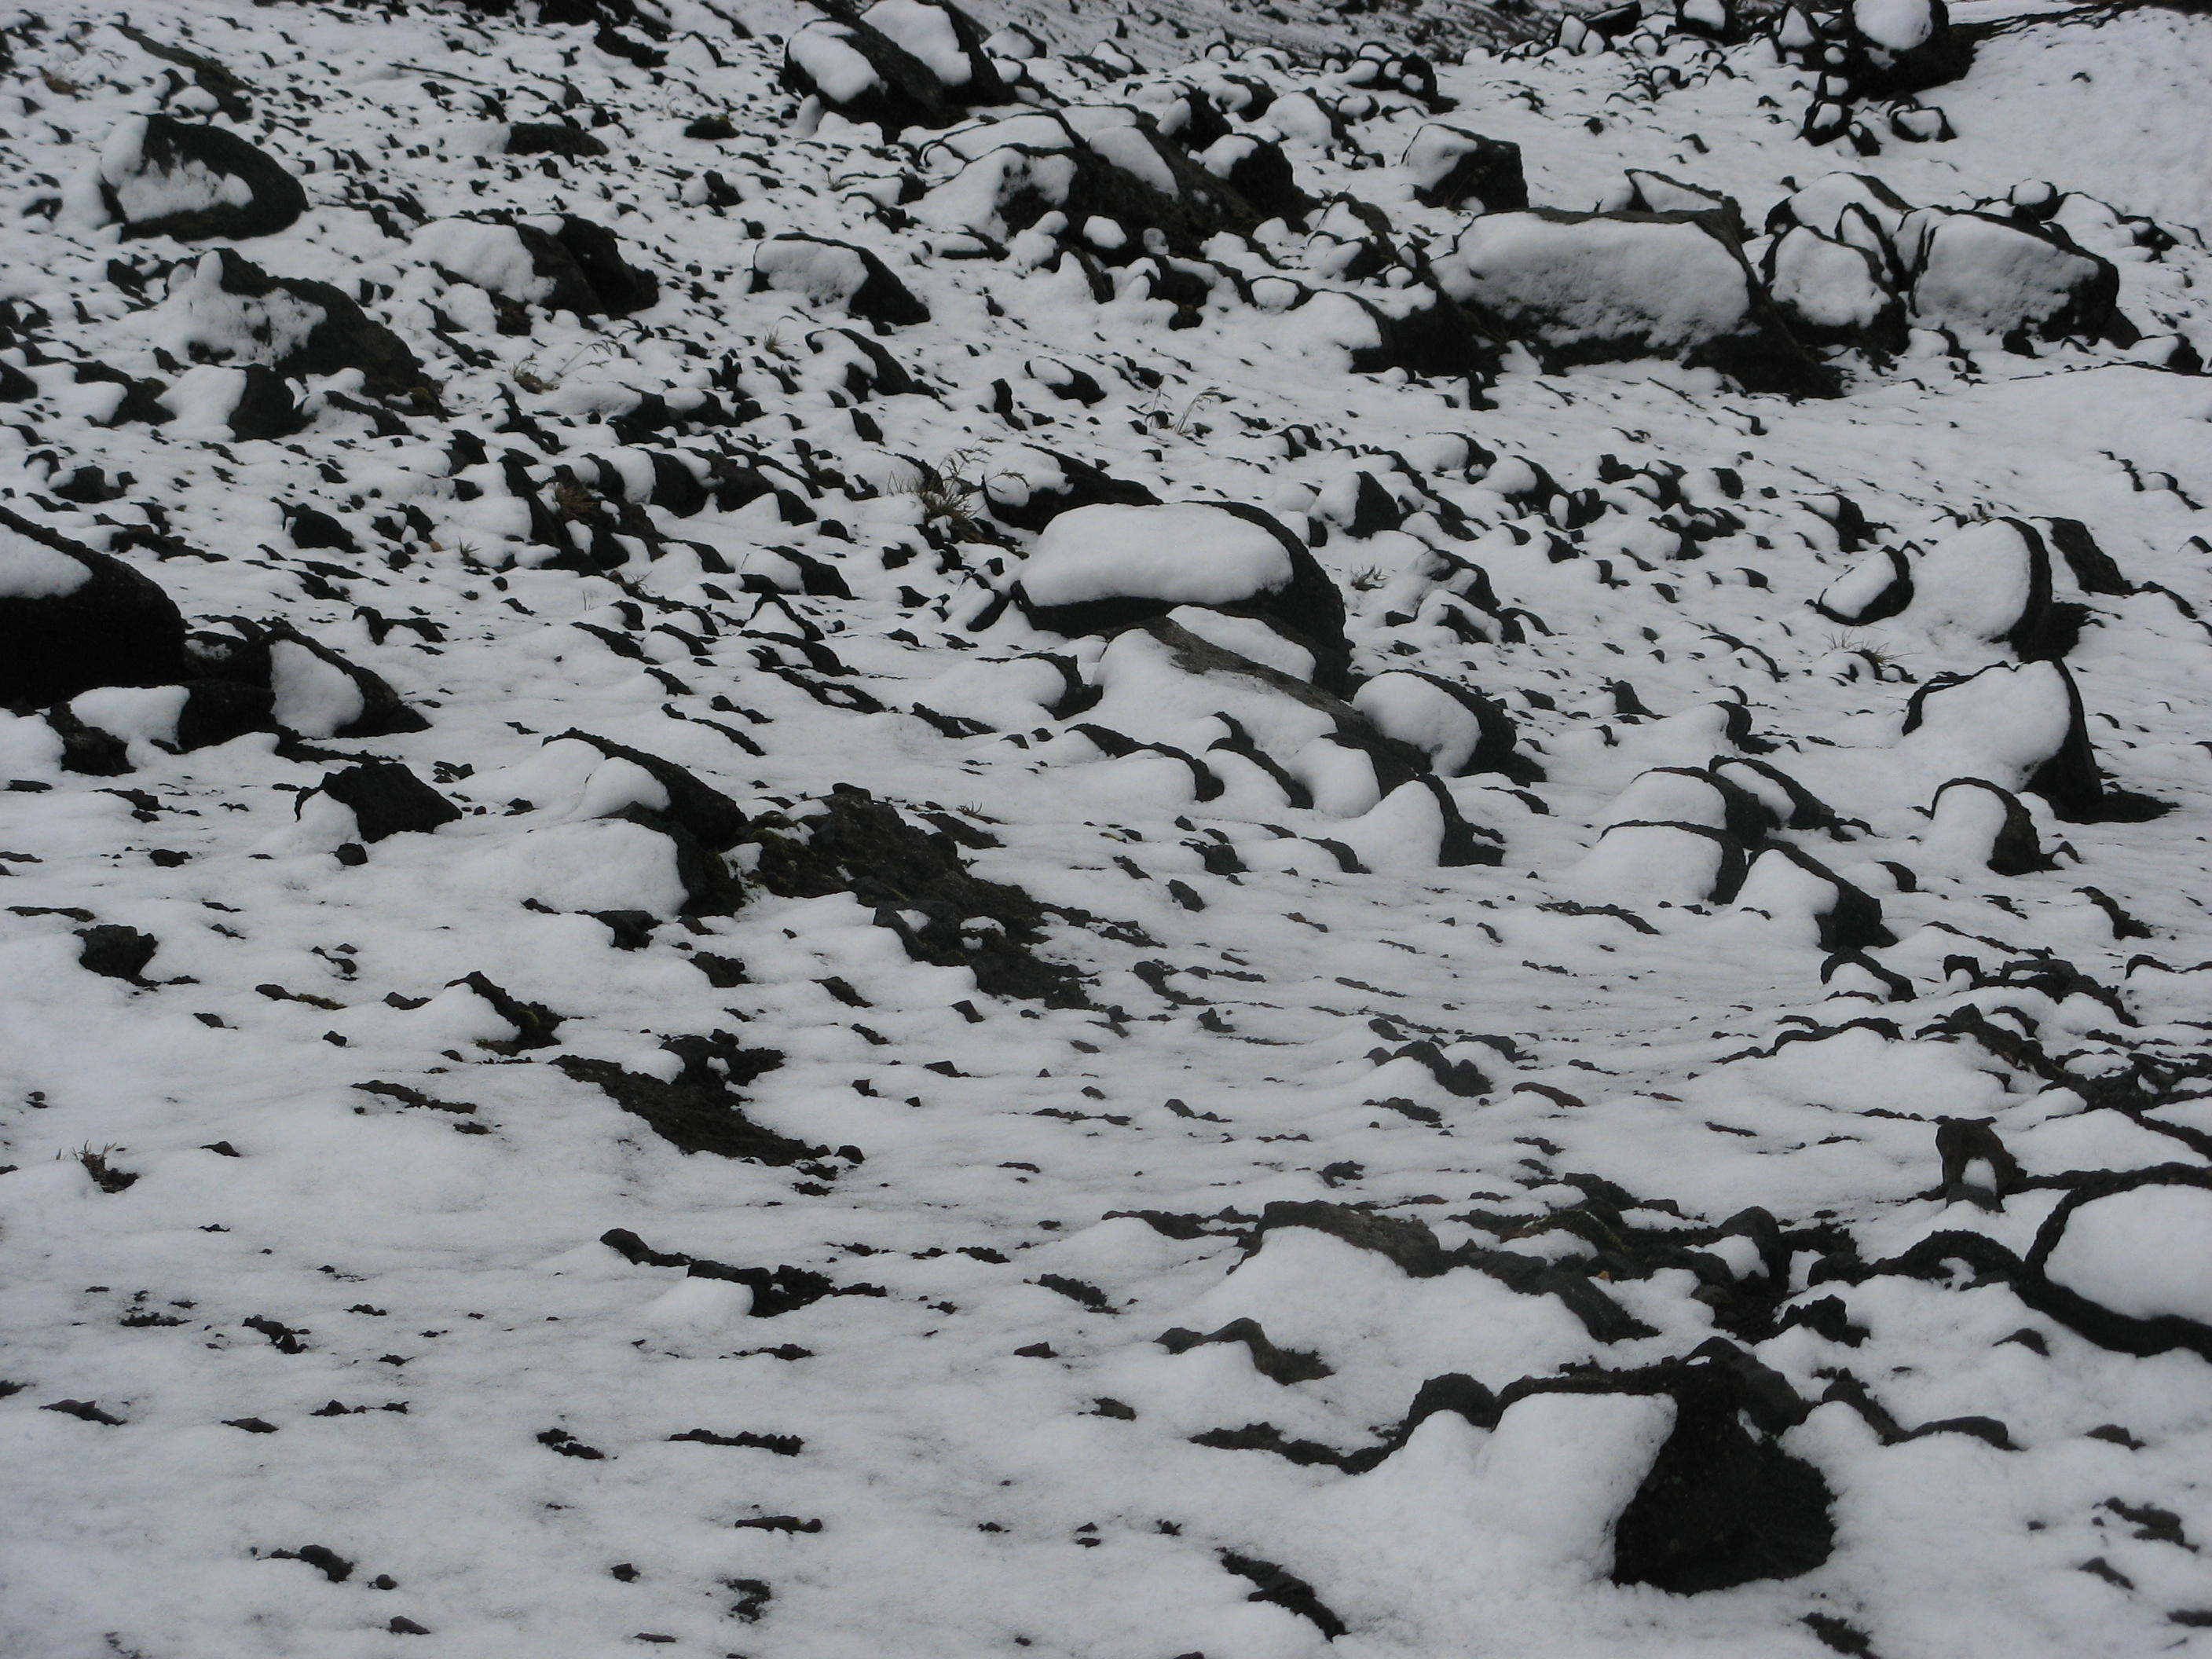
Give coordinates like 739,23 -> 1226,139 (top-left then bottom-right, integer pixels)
1763,226 -> 1906,355
1455,210 -> 1832,396
156,249 -> 430,404
1016,503 -> 1349,687
782,2 -> 1003,137
1900,211 -> 2119,342
1402,125 -> 1527,213
1350,670 -> 1533,782
0,507 -> 186,707
312,762 -> 462,842
98,114 -> 306,241
750,235 -> 929,327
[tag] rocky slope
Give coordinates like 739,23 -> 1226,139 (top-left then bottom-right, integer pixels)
2,1 -> 2210,1655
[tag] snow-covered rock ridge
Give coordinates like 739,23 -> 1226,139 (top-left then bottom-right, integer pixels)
2,1 -> 2210,1655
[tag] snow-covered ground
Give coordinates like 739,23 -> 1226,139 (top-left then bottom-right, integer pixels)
2,1 -> 2210,1655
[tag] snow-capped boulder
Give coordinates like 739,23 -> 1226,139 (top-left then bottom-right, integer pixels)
542,215 -> 661,317
1901,518 -> 2060,657
1763,226 -> 1906,354
750,235 -> 929,327
1766,174 -> 1914,290
1569,820 -> 1750,906
266,625 -> 430,740
1196,133 -> 1311,225
543,730 -> 749,849
1813,546 -> 1911,626
1674,0 -> 1736,40
1601,170 -> 1745,235
1734,844 -> 1892,950
863,0 -> 1002,94
1016,503 -> 1348,685
1454,211 -> 1831,396
1333,777 -> 1503,870
416,218 -> 603,317
0,507 -> 186,707
979,448 -> 1160,533
156,363 -> 302,441
2030,1172 -> 2212,1355
1351,670 -> 1529,781
1899,211 -> 2119,342
1402,125 -> 1527,212
1922,778 -> 2056,874
152,249 -> 431,404
1845,0 -> 1970,93
97,114 -> 306,241
1900,659 -> 2100,817
781,1 -> 1003,137
1602,767 -> 1771,843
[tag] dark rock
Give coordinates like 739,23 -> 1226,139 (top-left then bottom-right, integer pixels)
0,506 -> 187,707
1610,1352 -> 1834,1592
44,706 -> 132,775
76,925 -> 157,981
551,215 -> 660,317
1221,1553 -> 1347,1640
557,1038 -> 811,1162
1157,1317 -> 1333,1383
1247,1199 -> 1448,1276
506,121 -> 609,158
311,762 -> 461,842
225,364 -> 304,440
740,785 -> 1090,1005
1935,1117 -> 2022,1209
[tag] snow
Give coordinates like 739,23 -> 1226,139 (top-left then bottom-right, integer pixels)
460,818 -> 694,917
1352,672 -> 1488,774
97,115 -> 255,225
1852,0 -> 1939,53
787,24 -> 884,107
1020,504 -> 1295,608
266,640 -> 364,739
866,0 -> 976,90
412,219 -> 553,304
0,525 -> 88,599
